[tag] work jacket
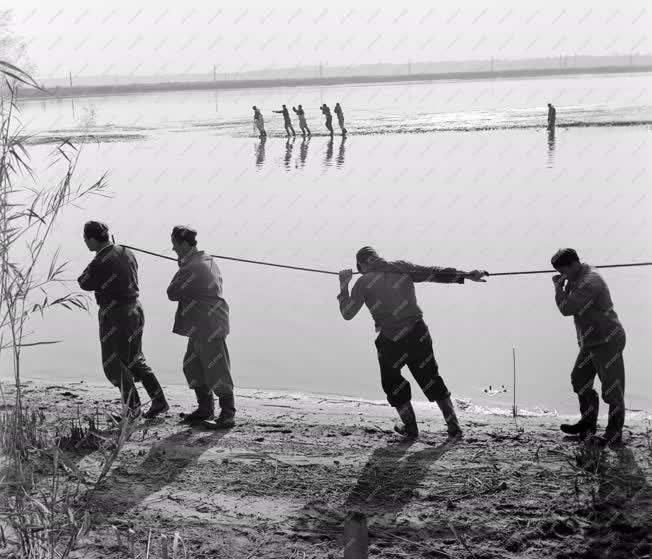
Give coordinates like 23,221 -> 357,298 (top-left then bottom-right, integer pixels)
554,263 -> 625,349
167,248 -> 230,341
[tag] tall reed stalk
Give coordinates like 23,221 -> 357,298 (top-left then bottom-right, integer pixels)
0,60 -> 111,558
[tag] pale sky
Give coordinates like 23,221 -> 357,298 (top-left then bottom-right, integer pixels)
8,0 -> 652,79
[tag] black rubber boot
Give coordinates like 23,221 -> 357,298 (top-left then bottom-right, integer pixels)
141,374 -> 169,419
436,397 -> 463,440
110,378 -> 141,423
560,420 -> 597,439
181,389 -> 215,424
205,394 -> 236,429
561,393 -> 598,439
393,401 -> 418,438
603,395 -> 625,445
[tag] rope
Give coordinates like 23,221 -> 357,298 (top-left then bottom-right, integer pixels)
121,244 -> 340,275
489,262 -> 652,276
121,243 -> 652,278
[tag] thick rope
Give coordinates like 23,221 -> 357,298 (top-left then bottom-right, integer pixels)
120,244 -> 652,278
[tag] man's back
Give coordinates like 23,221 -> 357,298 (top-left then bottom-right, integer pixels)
78,245 -> 139,307
339,260 -> 465,341
167,249 -> 230,339
557,264 -> 624,348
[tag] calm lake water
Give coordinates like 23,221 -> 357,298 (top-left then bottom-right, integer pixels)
11,72 -> 652,415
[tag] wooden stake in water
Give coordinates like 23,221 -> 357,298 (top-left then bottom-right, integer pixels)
512,347 -> 517,417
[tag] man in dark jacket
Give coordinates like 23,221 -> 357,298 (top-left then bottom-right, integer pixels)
321,104 -> 334,136
334,102 -> 347,136
78,221 -> 168,419
547,103 -> 556,130
273,104 -> 296,137
552,248 -> 626,446
337,246 -> 488,440
167,226 -> 235,428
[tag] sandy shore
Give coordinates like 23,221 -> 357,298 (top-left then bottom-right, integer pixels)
2,380 -> 651,558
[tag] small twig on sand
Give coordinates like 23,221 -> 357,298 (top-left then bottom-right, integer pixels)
145,528 -> 152,559
447,521 -> 476,559
534,444 -> 542,462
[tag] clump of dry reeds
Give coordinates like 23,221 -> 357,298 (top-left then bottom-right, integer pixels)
0,58 -> 109,558
0,57 -> 189,559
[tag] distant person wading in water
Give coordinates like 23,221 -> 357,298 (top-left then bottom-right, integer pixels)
273,104 -> 296,137
334,102 -> 347,135
547,103 -> 556,130
337,246 -> 489,441
252,106 -> 266,138
292,105 -> 311,137
320,104 -> 334,136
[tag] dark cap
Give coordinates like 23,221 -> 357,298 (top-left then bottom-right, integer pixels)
172,225 -> 197,246
356,246 -> 380,265
83,220 -> 109,241
551,248 -> 579,269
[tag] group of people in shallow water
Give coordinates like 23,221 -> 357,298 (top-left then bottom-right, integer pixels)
78,221 -> 627,449
252,103 -> 347,138
251,102 -> 556,139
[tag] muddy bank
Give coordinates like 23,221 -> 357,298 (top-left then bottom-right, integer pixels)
2,380 -> 651,558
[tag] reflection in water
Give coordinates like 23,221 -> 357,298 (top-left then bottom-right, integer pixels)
299,137 -> 310,168
284,137 -> 295,170
547,128 -> 556,168
255,137 -> 266,169
324,138 -> 334,168
336,136 -> 346,169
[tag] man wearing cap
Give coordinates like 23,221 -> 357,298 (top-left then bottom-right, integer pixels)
167,226 -> 235,428
337,247 -> 488,440
78,221 -> 169,419
551,248 -> 627,446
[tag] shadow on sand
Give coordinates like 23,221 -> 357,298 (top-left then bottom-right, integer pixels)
573,447 -> 652,559
292,439 -> 451,542
87,427 -> 229,520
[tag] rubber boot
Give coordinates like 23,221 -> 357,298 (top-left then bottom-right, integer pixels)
560,420 -> 597,439
560,392 -> 598,439
111,375 -> 141,423
207,393 -> 236,429
436,397 -> 463,440
600,396 -> 625,447
141,374 -> 169,419
181,389 -> 215,424
393,401 -> 418,438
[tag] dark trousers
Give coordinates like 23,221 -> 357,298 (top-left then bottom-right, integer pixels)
183,336 -> 235,416
571,335 -> 626,437
374,319 -> 451,407
99,301 -> 163,408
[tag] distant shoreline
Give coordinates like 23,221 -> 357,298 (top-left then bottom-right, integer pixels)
19,65 -> 652,101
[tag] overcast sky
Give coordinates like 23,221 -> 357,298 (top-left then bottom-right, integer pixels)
9,0 -> 652,79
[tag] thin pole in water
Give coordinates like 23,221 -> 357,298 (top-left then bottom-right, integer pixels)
512,347 -> 517,417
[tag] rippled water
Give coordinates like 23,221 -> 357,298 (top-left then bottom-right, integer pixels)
9,71 -> 652,415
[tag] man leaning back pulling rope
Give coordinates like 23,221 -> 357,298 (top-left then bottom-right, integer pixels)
337,246 -> 488,441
